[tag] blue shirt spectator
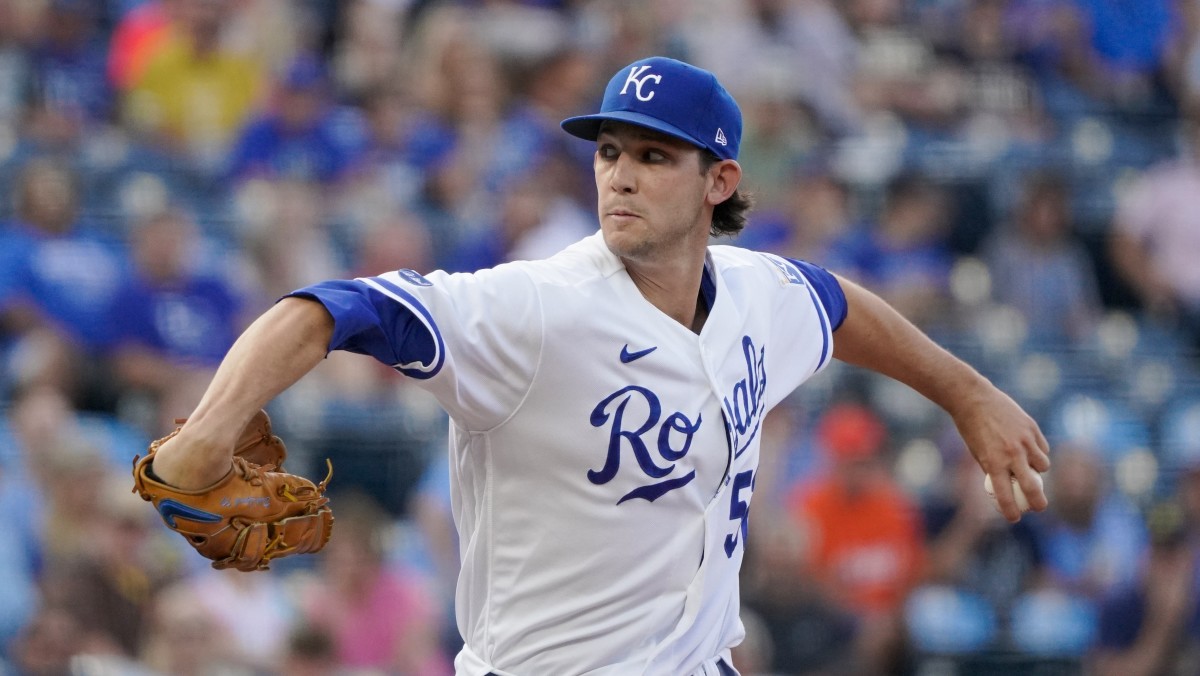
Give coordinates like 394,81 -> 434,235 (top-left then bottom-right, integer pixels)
225,55 -> 360,185
0,225 -> 129,350
26,0 -> 112,127
112,273 -> 242,367
1072,0 -> 1175,76
1032,444 -> 1148,599
109,209 -> 246,410
0,160 -> 131,351
831,173 -> 954,326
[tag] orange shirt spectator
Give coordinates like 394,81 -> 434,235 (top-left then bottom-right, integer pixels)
788,403 -> 925,616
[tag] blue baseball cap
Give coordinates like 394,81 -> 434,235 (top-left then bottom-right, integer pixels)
561,57 -> 742,161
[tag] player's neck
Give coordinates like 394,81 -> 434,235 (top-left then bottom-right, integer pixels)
624,255 -> 708,334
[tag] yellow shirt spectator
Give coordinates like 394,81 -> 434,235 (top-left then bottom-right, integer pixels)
125,32 -> 265,165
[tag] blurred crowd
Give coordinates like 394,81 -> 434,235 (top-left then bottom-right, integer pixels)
3,0 -> 1200,674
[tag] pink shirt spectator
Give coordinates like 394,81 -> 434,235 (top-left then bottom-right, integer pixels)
306,567 -> 452,675
1115,159 -> 1200,307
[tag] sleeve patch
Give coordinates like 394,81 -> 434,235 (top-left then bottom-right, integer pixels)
395,268 -> 433,287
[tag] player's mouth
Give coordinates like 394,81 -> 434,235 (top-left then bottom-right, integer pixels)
606,208 -> 641,220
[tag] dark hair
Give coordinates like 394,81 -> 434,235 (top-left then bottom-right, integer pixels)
700,151 -> 753,238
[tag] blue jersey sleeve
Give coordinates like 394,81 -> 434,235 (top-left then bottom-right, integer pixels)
286,277 -> 442,379
785,258 -> 847,331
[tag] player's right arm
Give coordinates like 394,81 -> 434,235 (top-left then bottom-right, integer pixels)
148,297 -> 333,489
830,274 -> 1051,522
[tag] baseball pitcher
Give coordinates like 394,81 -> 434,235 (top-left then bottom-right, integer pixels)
136,57 -> 1051,675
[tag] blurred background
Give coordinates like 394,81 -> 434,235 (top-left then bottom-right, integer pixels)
2,0 -> 1200,674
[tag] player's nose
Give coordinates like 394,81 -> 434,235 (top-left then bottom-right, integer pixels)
606,154 -> 637,194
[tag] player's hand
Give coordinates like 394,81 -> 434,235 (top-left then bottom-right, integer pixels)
148,423 -> 238,490
950,385 -> 1051,522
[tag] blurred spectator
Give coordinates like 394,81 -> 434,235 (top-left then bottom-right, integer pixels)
571,0 -> 687,80
0,2 -> 33,127
1069,0 -> 1178,114
282,625 -> 345,676
40,473 -> 183,658
336,84 -> 425,237
982,171 -> 1103,345
686,0 -> 864,138
225,53 -> 359,186
0,159 -> 131,410
331,0 -> 407,101
786,402 -> 926,674
110,207 -> 247,430
914,438 -> 1046,651
219,0 -> 310,77
736,94 -> 824,213
140,583 -> 246,676
184,568 -> 294,670
491,47 -> 598,203
834,172 -> 954,326
401,8 -> 512,256
927,0 -> 1048,147
1033,442 -> 1147,600
123,0 -> 266,171
1004,0 -> 1177,124
1090,499 -> 1200,676
443,159 -> 595,272
740,512 -> 859,674
3,382 -> 75,491
234,178 -> 343,302
6,607 -> 85,676
737,164 -> 854,266
23,0 -> 112,148
298,491 -> 452,675
36,437 -> 113,568
351,210 -> 436,278
1110,101 -> 1200,351
841,0 -> 963,131
729,606 -> 776,676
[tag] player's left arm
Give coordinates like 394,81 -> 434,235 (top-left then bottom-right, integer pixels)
830,273 -> 1051,522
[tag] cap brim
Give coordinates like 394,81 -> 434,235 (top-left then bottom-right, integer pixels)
561,111 -> 706,151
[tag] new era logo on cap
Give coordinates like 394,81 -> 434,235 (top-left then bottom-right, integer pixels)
561,57 -> 742,161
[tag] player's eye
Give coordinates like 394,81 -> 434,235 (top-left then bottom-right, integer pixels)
598,144 -> 618,160
643,149 -> 667,163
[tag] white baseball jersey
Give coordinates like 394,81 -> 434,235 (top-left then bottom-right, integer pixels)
291,232 -> 843,675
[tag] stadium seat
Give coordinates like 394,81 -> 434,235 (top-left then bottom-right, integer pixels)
905,585 -> 997,655
1010,590 -> 1097,657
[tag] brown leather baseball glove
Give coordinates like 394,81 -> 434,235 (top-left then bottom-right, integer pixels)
132,410 -> 333,572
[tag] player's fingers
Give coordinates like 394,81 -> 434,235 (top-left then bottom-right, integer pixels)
1014,464 -> 1048,513
1029,426 -> 1052,473
988,470 -> 1022,523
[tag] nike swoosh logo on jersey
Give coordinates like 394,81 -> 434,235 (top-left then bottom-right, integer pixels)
620,344 -> 657,363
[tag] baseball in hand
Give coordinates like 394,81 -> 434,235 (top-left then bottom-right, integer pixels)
983,472 -> 1043,513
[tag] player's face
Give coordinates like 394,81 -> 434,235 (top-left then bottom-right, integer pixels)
593,123 -> 712,261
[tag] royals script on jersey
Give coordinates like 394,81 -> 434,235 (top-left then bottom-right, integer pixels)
292,232 -> 843,676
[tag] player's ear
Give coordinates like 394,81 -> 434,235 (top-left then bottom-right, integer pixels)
706,159 -> 742,207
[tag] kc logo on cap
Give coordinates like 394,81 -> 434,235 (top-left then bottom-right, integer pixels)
621,65 -> 663,102
560,57 -> 743,161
